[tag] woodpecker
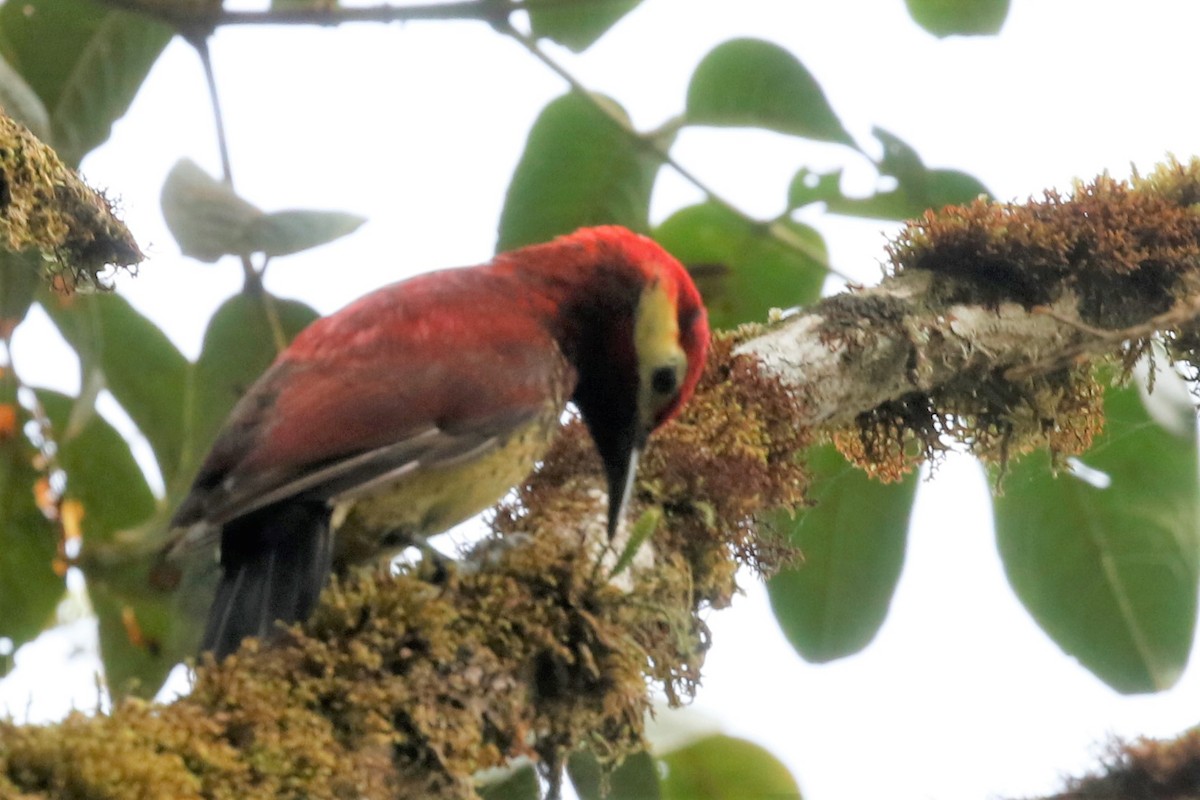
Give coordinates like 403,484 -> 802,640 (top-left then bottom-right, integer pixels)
166,226 -> 710,658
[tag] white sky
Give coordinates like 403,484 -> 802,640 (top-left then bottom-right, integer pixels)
7,1 -> 1200,798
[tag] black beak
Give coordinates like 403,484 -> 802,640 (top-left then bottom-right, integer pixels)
574,371 -> 649,539
599,421 -> 648,539
605,445 -> 641,539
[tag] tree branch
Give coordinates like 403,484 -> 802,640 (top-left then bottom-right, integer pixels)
740,160 -> 1200,475
96,0 -> 510,30
6,160 -> 1200,799
737,271 -> 1145,429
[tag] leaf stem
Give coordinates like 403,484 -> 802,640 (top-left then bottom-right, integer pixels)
191,37 -> 233,189
188,34 -> 259,290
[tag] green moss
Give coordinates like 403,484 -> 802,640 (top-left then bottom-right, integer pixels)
0,113 -> 142,290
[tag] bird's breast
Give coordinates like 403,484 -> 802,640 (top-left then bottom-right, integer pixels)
329,408 -> 562,566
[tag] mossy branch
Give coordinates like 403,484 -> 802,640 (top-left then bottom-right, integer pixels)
6,159 -> 1200,798
740,156 -> 1200,477
0,334 -> 809,800
0,111 -> 143,290
1049,729 -> 1200,799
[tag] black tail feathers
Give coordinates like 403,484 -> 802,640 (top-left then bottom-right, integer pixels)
201,501 -> 334,659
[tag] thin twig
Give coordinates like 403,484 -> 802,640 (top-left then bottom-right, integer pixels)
96,0 -> 506,29
1005,296 -> 1200,381
188,33 -> 259,289
191,37 -> 234,188
498,20 -> 850,282
106,0 -> 850,281
192,33 -> 293,351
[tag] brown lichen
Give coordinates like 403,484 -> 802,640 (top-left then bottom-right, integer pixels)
500,330 -> 810,611
636,331 -> 810,594
889,161 -> 1200,329
827,159 -> 1200,478
835,366 -> 1104,480
1052,730 -> 1200,799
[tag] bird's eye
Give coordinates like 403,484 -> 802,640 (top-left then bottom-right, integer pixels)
650,365 -> 678,395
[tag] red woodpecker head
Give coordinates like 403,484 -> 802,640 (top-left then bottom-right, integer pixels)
498,226 -> 710,536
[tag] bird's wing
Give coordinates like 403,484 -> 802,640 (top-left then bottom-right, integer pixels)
191,410 -> 535,528
169,283 -> 573,539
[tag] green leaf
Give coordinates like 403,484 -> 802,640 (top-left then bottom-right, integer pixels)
568,750 -> 604,800
161,159 -> 366,262
0,0 -> 172,165
785,167 -> 845,211
768,444 -> 916,662
479,765 -> 540,800
0,51 -> 49,142
874,128 -> 989,209
569,750 -> 661,800
498,92 -> 662,251
39,392 -> 155,546
244,209 -> 367,258
0,250 -> 42,329
527,0 -> 642,52
660,735 -> 801,800
654,202 -> 825,330
610,506 -> 661,578
995,381 -> 1199,693
39,391 -> 166,696
160,159 -> 264,264
88,571 -> 176,699
906,0 -> 1010,37
0,386 -> 62,665
685,38 -> 853,145
606,752 -> 661,800
787,130 -> 989,221
40,290 -> 189,488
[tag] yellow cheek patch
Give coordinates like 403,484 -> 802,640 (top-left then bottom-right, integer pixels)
635,278 -> 687,427
635,278 -> 678,355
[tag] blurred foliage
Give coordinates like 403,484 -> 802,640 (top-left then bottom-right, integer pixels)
995,379 -> 1199,694
660,735 -> 802,799
0,373 -> 61,666
685,37 -> 854,146
654,203 -> 825,330
0,0 -> 171,166
161,159 -> 365,262
498,91 -> 662,250
525,0 -> 642,51
768,443 -> 918,664
6,0 -> 1200,795
905,0 -> 1010,37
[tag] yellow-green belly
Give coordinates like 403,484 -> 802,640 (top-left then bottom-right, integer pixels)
330,412 -> 559,566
